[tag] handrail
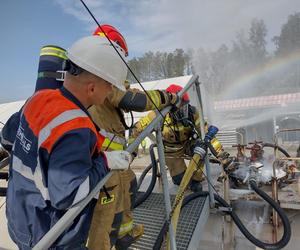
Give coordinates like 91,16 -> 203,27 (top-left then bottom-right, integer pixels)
33,75 -> 199,250
0,157 -> 10,170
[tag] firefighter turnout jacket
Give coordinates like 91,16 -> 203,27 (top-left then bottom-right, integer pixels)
131,105 -> 205,184
88,86 -> 176,148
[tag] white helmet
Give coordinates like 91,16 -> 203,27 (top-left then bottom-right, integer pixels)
67,36 -> 127,91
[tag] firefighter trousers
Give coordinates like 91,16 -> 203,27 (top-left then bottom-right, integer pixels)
165,146 -> 203,184
87,169 -> 137,250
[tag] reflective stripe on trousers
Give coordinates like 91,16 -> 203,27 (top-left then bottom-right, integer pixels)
118,220 -> 133,237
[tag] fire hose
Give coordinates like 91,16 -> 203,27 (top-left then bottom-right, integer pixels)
135,146 -> 222,208
153,181 -> 291,250
153,157 -> 292,250
262,142 -> 290,157
134,144 -> 158,208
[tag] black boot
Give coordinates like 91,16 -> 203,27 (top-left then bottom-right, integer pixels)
189,180 -> 202,192
171,172 -> 185,186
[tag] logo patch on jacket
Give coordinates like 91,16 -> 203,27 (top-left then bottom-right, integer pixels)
16,124 -> 32,153
101,194 -> 115,205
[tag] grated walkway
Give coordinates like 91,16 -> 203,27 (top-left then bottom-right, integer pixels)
130,192 -> 208,250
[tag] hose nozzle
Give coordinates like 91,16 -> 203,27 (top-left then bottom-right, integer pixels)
204,125 -> 219,143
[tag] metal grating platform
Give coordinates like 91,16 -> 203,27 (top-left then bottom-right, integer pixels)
130,192 -> 209,250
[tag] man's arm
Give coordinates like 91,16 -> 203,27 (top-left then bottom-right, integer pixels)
130,111 -> 157,139
109,86 -> 177,112
47,128 -> 108,210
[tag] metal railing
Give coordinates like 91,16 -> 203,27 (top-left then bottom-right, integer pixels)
271,128 -> 300,241
32,75 -> 213,250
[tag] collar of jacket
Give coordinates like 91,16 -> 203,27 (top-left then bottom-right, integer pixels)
60,86 -> 101,131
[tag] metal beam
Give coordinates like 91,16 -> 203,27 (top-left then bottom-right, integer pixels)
156,126 -> 177,250
194,81 -> 215,207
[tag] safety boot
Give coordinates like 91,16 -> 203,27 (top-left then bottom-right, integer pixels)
115,224 -> 144,250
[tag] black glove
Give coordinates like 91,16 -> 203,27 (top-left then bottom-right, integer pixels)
168,92 -> 179,105
220,155 -> 237,174
218,151 -> 230,160
193,140 -> 207,158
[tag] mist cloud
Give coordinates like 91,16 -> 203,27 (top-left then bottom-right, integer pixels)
55,0 -> 300,55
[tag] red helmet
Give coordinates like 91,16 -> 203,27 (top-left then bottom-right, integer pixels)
166,84 -> 189,102
93,24 -> 128,57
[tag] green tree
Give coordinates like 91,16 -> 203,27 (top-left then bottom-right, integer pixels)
273,12 -> 300,56
249,18 -> 267,63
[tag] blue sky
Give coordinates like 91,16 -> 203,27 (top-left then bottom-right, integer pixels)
1,0 -> 300,103
0,0 -> 88,102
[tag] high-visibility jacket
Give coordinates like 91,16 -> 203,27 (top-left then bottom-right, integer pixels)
6,87 -> 108,249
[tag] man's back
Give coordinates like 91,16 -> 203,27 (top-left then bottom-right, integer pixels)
7,88 -> 107,249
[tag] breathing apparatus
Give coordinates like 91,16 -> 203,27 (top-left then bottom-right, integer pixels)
170,103 -> 193,126
35,45 -> 67,92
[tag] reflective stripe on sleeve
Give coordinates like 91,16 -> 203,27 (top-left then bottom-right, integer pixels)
71,176 -> 90,206
147,91 -> 160,108
12,155 -> 50,200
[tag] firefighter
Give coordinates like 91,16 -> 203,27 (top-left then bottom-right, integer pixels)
87,25 -> 179,250
5,35 -> 132,249
132,84 -> 207,192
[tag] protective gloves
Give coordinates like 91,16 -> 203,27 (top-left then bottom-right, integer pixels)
218,151 -> 237,173
104,151 -> 132,170
167,92 -> 179,105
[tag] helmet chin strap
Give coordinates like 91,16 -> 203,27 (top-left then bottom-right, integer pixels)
63,60 -> 84,76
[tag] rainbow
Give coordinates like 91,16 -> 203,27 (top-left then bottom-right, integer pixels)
220,50 -> 300,100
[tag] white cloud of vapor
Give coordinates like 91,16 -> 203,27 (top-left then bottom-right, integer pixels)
55,0 -> 300,56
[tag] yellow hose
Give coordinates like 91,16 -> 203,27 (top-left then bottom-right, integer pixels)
166,153 -> 203,249
166,137 -> 224,248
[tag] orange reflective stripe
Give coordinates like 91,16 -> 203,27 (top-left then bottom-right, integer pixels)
24,90 -> 79,136
23,89 -> 104,154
